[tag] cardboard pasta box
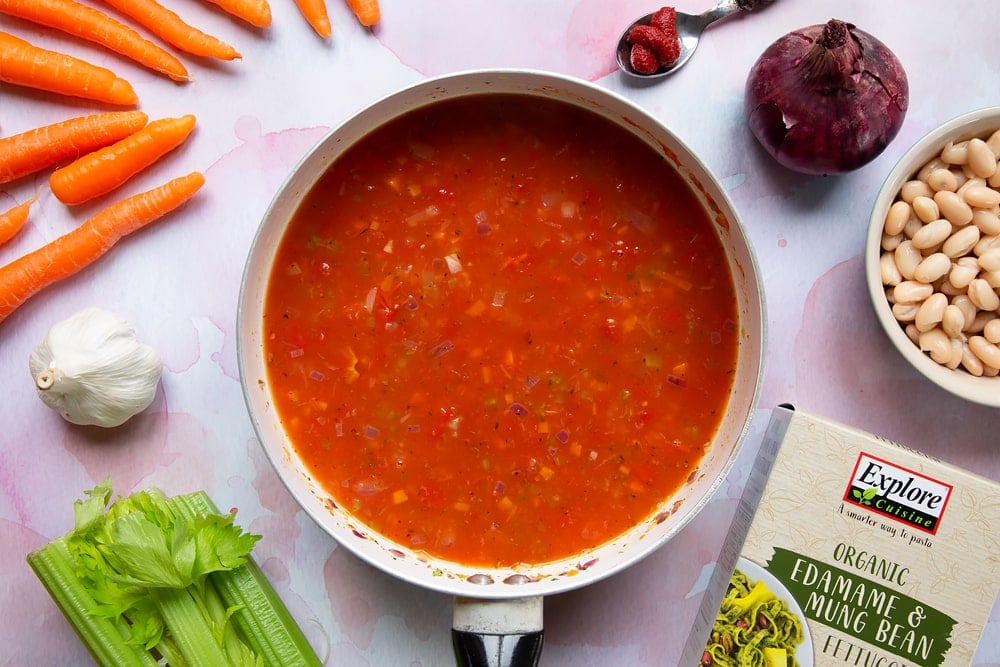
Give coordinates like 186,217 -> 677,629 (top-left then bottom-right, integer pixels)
682,405 -> 1000,667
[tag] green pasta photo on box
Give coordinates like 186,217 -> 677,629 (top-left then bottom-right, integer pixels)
703,558 -> 810,667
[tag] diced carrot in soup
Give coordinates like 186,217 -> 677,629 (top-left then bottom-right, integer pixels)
263,95 -> 739,568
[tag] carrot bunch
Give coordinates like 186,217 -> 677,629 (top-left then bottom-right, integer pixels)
0,0 -> 386,326
0,108 -> 202,322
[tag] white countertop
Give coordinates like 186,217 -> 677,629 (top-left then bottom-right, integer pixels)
2,0 -> 998,663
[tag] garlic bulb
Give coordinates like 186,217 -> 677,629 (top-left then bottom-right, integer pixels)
28,307 -> 162,428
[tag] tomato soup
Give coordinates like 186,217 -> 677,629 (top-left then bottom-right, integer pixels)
262,94 -> 739,568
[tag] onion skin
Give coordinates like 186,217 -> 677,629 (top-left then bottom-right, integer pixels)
745,19 -> 909,176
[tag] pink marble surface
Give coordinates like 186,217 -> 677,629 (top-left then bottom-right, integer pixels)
2,0 -> 999,664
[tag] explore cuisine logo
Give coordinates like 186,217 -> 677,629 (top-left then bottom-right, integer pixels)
844,453 -> 952,535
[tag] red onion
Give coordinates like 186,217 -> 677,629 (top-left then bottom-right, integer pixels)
745,19 -> 909,175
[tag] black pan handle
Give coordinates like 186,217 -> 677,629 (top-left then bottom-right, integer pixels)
451,596 -> 544,667
451,629 -> 544,667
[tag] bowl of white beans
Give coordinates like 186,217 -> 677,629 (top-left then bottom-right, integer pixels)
867,106 -> 1000,406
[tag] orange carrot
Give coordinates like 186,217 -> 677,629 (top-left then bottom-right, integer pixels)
0,194 -> 36,245
345,0 -> 378,27
98,0 -> 241,59
202,0 -> 271,28
0,0 -> 189,82
0,171 -> 205,325
0,31 -> 138,105
50,114 -> 197,205
293,0 -> 331,38
0,111 -> 148,185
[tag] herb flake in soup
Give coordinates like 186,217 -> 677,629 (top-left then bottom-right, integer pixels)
262,94 -> 739,568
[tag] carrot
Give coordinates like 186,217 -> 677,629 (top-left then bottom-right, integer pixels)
0,111 -> 148,186
293,0 -> 331,38
50,114 -> 197,205
0,193 -> 36,245
202,0 -> 271,28
0,171 -> 205,325
345,0 -> 378,27
0,0 -> 189,82
98,0 -> 241,60
0,31 -> 138,106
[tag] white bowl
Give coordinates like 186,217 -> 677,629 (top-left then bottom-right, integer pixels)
865,106 -> 1000,407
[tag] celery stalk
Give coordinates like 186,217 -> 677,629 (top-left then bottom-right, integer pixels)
149,585 -> 230,666
28,479 -> 321,667
26,538 -> 157,667
170,491 -> 323,667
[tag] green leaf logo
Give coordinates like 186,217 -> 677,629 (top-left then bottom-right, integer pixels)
850,487 -> 877,505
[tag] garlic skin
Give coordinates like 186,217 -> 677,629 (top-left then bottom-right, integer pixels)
28,307 -> 163,428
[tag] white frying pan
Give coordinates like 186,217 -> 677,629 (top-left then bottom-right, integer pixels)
237,69 -> 765,666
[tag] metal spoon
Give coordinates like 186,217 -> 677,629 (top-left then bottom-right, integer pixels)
615,0 -> 757,79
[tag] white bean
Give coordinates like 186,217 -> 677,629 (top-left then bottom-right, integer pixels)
946,338 -> 964,369
949,261 -> 979,290
902,215 -> 923,239
984,317 -> 1000,344
974,234 -> 1000,256
942,304 -> 966,338
894,280 -> 935,304
970,311 -> 997,334
963,185 -> 1000,209
892,302 -> 920,322
984,270 -> 1000,289
926,168 -> 958,192
934,190 -> 974,226
956,177 -> 985,198
894,241 -> 921,280
938,278 -> 964,296
941,224 -> 980,258
905,323 -> 920,344
941,140 -> 969,165
880,252 -> 902,286
961,341 -> 985,376
884,200 -> 912,236
988,129 -> 1000,158
881,231 -> 903,251
918,328 -> 952,364
968,278 -> 1000,311
912,252 -> 951,283
915,293 -> 948,332
911,219 -> 953,250
911,196 -> 939,223
980,248 -> 1000,272
918,157 -> 948,181
952,294 -> 979,329
969,336 -> 1000,368
901,179 -> 934,203
967,138 -> 998,179
973,209 -> 1000,235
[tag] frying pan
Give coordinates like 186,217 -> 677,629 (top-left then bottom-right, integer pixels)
237,69 -> 765,666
